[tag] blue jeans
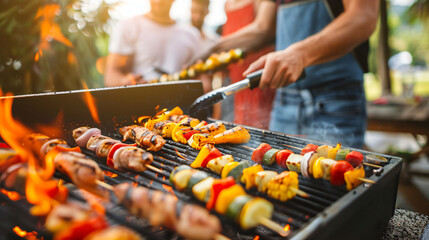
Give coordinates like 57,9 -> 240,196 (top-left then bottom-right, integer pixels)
269,80 -> 367,148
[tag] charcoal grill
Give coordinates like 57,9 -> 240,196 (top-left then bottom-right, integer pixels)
0,81 -> 402,240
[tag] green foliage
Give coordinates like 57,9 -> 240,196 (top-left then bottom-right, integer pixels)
0,0 -> 113,95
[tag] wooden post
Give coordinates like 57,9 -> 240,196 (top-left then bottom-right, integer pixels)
377,0 -> 392,94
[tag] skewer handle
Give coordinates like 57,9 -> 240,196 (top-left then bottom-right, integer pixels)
363,162 -> 382,168
96,180 -> 114,191
290,187 -> 309,198
282,144 -> 303,151
146,164 -> 165,174
258,217 -> 289,237
358,177 -> 376,184
241,145 -> 255,151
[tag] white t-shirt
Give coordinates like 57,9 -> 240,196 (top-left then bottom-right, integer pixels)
109,16 -> 200,80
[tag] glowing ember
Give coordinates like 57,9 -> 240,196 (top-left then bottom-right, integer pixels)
163,176 -> 166,181
253,236 -> 260,240
81,82 -> 100,124
103,171 -> 118,178
132,182 -> 138,187
174,149 -> 190,161
162,184 -> 177,201
13,226 -> 28,237
0,189 -> 21,201
12,226 -> 39,239
288,218 -> 293,222
283,224 -> 290,231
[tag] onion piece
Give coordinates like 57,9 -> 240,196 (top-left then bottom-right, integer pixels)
75,128 -> 101,148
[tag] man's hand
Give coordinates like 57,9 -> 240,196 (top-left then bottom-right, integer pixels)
243,45 -> 306,89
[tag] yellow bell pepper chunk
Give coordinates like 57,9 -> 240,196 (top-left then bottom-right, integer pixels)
215,184 -> 246,214
312,157 -> 325,179
213,126 -> 250,144
327,143 -> 342,159
344,165 -> 365,190
165,106 -> 183,118
190,144 -> 213,168
161,122 -> 177,138
241,165 -> 264,189
221,162 -> 240,179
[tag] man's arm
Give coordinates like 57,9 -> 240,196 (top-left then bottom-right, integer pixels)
104,53 -> 143,87
210,1 -> 276,53
244,0 -> 379,89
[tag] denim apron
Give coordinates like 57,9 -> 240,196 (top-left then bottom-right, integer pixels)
269,0 -> 367,148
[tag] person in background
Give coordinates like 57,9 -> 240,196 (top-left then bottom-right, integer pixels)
211,0 -> 379,148
220,0 -> 276,129
104,0 -> 200,87
190,0 -> 222,118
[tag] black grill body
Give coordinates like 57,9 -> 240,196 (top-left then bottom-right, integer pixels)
0,82 -> 402,240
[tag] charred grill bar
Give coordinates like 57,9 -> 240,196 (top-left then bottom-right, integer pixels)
0,82 -> 402,240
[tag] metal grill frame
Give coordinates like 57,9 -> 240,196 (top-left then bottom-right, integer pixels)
0,82 -> 402,240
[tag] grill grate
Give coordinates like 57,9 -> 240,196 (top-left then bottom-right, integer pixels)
0,120 -> 401,240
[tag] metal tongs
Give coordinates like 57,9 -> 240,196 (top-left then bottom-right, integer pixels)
188,69 -> 305,118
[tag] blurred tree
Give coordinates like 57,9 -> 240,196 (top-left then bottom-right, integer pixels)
0,0 -> 113,95
407,0 -> 429,26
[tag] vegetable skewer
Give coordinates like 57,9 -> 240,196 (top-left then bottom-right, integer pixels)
169,166 -> 289,237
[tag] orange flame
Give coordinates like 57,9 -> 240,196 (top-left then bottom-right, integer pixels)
35,4 -> 73,53
13,226 -> 28,237
162,184 -> 177,201
174,149 -> 190,161
79,189 -> 105,216
81,82 -> 100,124
13,226 -> 40,239
103,171 -> 118,178
253,236 -> 260,240
0,189 -> 21,201
137,116 -> 151,124
0,90 -> 67,216
283,224 -> 290,231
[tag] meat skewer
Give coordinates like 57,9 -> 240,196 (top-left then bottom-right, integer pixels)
118,125 -> 166,152
110,182 -> 225,240
72,127 -> 163,174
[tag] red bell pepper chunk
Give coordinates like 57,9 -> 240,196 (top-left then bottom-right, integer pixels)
330,161 -> 354,186
183,130 -> 200,140
107,143 -> 137,167
0,142 -> 11,149
345,151 -> 364,168
301,144 -> 319,155
201,147 -> 223,168
206,177 -> 236,210
55,215 -> 109,240
276,149 -> 293,169
251,143 -> 272,164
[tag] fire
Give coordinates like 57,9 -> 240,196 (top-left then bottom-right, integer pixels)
283,224 -> 290,232
13,226 -> 28,237
162,184 -> 177,201
0,189 -> 21,201
103,171 -> 118,178
253,236 -> 260,240
12,226 -> 39,239
137,116 -> 151,124
79,189 -> 105,216
0,90 -> 68,216
81,82 -> 100,124
174,149 -> 190,161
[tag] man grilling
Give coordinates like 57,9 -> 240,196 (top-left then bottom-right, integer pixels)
211,0 -> 379,148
